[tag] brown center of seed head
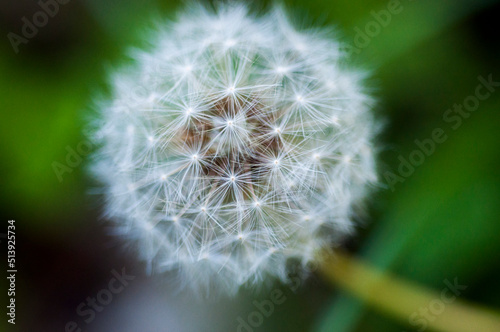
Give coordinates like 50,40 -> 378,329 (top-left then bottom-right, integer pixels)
180,96 -> 284,199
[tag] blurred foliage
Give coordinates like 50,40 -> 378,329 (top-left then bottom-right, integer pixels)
0,0 -> 499,331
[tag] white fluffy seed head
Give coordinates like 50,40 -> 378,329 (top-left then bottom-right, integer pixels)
90,3 -> 378,295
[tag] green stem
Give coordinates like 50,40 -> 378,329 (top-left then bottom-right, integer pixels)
319,250 -> 500,332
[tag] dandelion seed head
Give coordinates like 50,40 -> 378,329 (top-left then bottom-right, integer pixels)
90,2 -> 378,295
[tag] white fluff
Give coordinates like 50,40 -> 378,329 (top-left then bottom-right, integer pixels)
90,3 -> 378,295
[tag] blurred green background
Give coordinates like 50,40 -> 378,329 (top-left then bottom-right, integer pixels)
0,0 -> 499,331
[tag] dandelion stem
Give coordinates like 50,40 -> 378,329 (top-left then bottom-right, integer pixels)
319,250 -> 500,332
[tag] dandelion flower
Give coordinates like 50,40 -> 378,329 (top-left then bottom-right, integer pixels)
90,3 -> 378,295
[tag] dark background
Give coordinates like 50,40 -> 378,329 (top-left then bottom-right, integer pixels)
1,0 -> 499,331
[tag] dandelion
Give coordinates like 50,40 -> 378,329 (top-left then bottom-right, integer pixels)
90,2 -> 378,295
